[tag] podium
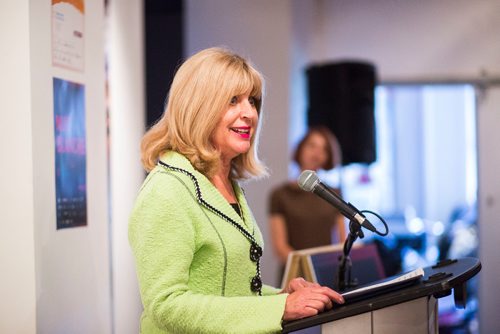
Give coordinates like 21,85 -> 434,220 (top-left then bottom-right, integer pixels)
282,257 -> 481,334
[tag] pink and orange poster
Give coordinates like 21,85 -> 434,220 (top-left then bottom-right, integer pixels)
53,78 -> 87,229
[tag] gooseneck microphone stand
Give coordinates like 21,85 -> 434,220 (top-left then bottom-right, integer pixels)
335,209 -> 389,292
335,219 -> 364,291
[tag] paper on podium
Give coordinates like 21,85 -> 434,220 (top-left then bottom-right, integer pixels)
341,267 -> 425,302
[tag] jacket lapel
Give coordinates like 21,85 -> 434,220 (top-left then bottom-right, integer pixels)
159,151 -> 257,240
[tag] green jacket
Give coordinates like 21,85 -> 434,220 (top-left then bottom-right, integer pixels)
129,151 -> 288,333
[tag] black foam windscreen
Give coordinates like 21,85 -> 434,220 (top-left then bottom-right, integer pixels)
306,61 -> 377,165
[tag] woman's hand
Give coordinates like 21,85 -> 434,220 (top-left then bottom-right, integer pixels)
281,277 -> 319,294
282,278 -> 344,321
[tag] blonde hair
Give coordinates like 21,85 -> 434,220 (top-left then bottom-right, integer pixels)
141,47 -> 267,180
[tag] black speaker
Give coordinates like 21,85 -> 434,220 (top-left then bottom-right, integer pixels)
306,61 -> 377,165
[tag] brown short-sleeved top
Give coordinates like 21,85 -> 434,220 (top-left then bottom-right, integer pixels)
269,182 -> 343,250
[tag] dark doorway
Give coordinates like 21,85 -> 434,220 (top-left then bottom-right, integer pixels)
145,0 -> 184,128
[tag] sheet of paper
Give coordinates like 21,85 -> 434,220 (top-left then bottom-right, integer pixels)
341,267 -> 424,298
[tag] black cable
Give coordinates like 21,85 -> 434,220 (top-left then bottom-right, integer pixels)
360,210 -> 389,236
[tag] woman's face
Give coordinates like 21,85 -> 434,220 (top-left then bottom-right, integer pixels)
212,93 -> 259,161
298,132 -> 329,171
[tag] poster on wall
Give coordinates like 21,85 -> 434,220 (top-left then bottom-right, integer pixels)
51,0 -> 85,72
53,78 -> 87,229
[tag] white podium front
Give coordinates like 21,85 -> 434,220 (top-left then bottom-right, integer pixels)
322,296 -> 437,334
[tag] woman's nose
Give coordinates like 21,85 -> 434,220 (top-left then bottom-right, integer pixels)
240,101 -> 254,118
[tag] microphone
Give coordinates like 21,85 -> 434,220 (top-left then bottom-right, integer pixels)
298,170 -> 377,233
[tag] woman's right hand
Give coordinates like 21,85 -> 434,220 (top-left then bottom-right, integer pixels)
282,283 -> 344,321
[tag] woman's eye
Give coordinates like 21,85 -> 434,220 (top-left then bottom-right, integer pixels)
230,96 -> 238,105
248,97 -> 256,106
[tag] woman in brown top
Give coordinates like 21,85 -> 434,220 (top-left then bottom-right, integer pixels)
269,127 -> 347,272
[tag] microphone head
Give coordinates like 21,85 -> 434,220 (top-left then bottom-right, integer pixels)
297,170 -> 319,192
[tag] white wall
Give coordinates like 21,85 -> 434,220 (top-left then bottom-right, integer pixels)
186,0 -> 293,285
0,1 -> 37,332
107,1 -> 145,333
31,1 -> 112,333
1,1 -> 113,333
309,0 -> 500,80
477,87 -> 500,333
